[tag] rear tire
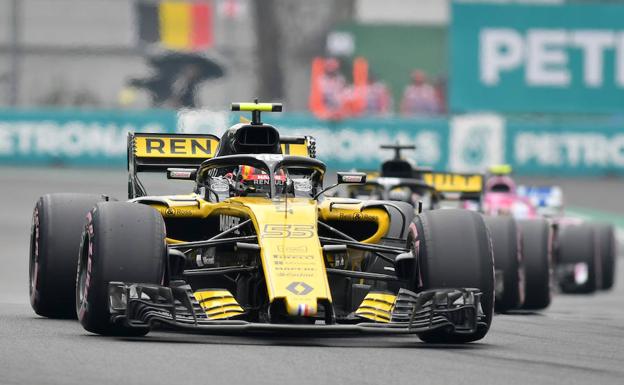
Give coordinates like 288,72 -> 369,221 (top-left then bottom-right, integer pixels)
29,193 -> 111,318
76,202 -> 166,336
518,219 -> 552,310
411,209 -> 495,343
483,216 -> 523,313
592,222 -> 616,290
557,224 -> 597,294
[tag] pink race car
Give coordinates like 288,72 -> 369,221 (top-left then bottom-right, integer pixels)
483,166 -> 615,309
479,167 -> 550,313
483,173 -> 538,219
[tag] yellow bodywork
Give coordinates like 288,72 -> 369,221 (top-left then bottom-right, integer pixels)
355,292 -> 397,323
133,133 -> 310,159
142,194 -> 391,318
317,200 -> 389,244
279,143 -> 309,157
134,136 -> 219,159
422,172 -> 483,193
194,289 -> 244,320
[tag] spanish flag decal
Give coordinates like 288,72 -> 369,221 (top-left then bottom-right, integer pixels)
137,1 -> 213,51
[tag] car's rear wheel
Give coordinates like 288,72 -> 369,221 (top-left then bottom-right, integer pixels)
411,209 -> 494,343
483,216 -> 523,313
518,219 -> 552,310
557,224 -> 597,294
591,222 -> 616,291
76,202 -> 166,336
29,193 -> 111,318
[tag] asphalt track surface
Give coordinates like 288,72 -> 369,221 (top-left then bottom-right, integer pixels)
1,167 -> 623,385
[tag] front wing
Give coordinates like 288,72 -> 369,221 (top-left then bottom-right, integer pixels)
108,282 -> 486,335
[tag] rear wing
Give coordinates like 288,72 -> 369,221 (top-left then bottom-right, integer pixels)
422,171 -> 484,202
129,132 -> 221,172
127,132 -> 316,198
280,136 -> 317,158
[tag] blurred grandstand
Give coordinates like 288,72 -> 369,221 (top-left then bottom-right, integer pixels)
2,0 -> 624,176
0,0 -> 614,112
0,0 -> 497,111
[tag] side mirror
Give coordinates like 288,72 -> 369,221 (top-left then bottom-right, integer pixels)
337,172 -> 366,184
167,168 -> 197,180
313,172 -> 367,199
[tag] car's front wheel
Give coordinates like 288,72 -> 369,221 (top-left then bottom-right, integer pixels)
518,219 -> 552,310
484,216 -> 524,313
410,209 -> 495,343
76,202 -> 166,336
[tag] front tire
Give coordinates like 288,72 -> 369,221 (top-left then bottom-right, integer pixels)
411,209 -> 495,343
483,216 -> 523,313
518,219 -> 552,310
29,193 -> 111,318
76,202 -> 166,336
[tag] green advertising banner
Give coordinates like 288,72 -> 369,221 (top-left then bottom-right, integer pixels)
1,109 -> 624,176
179,111 -> 450,171
508,120 -> 624,176
252,114 -> 449,171
451,2 -> 624,113
0,109 -> 177,167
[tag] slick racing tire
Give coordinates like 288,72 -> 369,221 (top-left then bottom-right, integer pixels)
483,216 -> 523,313
591,222 -> 616,291
29,193 -> 111,318
77,202 -> 166,336
557,224 -> 598,294
517,219 -> 552,310
411,209 -> 495,343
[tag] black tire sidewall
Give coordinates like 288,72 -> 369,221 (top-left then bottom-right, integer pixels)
518,219 -> 552,310
592,223 -> 616,291
29,194 -> 108,318
557,224 -> 597,294
413,209 -> 494,343
77,202 -> 166,336
484,216 -> 522,313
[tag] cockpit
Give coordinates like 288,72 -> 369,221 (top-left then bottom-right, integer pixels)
197,154 -> 325,201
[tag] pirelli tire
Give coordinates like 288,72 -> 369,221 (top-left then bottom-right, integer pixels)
410,209 -> 495,343
591,222 -> 616,291
557,223 -> 598,294
517,219 -> 552,310
29,193 -> 112,318
76,202 -> 166,336
483,216 -> 523,313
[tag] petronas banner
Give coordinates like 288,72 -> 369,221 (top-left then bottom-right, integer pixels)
1,109 -> 624,176
451,2 -> 624,113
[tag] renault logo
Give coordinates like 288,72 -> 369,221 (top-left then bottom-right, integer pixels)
286,282 -> 313,296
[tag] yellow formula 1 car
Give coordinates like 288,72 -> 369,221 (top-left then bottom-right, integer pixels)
29,103 -> 494,343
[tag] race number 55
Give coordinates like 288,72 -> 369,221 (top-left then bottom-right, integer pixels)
262,224 -> 314,238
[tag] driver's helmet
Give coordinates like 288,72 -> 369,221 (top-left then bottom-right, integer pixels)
231,165 -> 286,196
239,165 -> 286,183
485,175 -> 516,194
388,186 -> 413,203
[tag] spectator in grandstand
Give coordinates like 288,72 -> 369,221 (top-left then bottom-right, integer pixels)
309,57 -> 347,119
433,75 -> 447,115
400,70 -> 440,116
363,73 -> 393,116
